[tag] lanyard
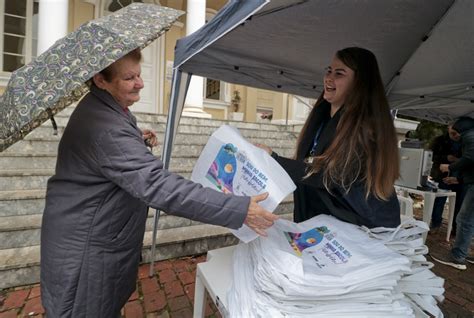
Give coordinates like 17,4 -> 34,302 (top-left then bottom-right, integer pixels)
309,123 -> 325,156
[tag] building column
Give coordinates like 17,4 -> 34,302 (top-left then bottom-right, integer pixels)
38,0 -> 69,54
182,0 -> 211,118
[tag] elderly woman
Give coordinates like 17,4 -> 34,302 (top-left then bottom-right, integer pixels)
40,49 -> 277,317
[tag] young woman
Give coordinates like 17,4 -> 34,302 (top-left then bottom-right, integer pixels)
258,47 -> 400,228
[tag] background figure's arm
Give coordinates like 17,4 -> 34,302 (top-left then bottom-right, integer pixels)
449,132 -> 474,173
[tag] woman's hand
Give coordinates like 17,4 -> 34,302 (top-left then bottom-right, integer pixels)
439,164 -> 450,173
254,143 -> 273,155
447,155 -> 459,163
244,192 -> 279,236
443,176 -> 459,185
142,129 -> 158,147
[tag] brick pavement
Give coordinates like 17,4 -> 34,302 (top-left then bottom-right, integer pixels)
0,216 -> 473,317
0,254 -> 221,318
425,227 -> 474,317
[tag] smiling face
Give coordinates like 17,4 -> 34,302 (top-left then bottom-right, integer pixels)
94,56 -> 144,109
323,56 -> 355,110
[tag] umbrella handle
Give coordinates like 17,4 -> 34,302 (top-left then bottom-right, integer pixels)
47,109 -> 58,135
144,138 -> 153,149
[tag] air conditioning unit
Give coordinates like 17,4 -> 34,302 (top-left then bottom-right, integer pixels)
396,147 -> 435,191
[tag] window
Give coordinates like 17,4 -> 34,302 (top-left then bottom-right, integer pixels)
293,96 -> 314,122
257,107 -> 273,123
204,8 -> 228,102
0,0 -> 39,73
205,78 -> 220,100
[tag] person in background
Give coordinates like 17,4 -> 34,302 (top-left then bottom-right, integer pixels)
431,116 -> 474,270
429,124 -> 464,234
256,47 -> 400,228
40,49 -> 278,318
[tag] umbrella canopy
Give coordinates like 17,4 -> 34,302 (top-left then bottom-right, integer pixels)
0,3 -> 183,152
172,0 -> 473,124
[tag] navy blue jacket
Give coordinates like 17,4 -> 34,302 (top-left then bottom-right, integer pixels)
272,101 -> 400,228
450,117 -> 474,184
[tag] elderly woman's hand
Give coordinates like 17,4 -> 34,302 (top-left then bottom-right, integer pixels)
244,192 -> 279,236
254,143 -> 273,155
142,129 -> 158,148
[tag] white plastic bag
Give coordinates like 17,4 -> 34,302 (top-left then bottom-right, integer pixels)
191,125 -> 296,242
228,215 -> 445,318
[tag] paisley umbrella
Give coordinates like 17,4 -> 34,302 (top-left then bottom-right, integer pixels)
0,3 -> 183,152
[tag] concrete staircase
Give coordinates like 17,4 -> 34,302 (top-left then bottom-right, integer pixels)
0,108 -> 300,288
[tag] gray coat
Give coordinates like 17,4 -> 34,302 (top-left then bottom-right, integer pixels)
40,85 -> 249,317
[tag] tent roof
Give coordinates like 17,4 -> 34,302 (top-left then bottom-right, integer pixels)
174,0 -> 473,124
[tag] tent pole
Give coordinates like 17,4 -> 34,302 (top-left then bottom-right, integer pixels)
149,69 -> 192,277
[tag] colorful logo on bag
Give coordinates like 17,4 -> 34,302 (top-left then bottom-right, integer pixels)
206,143 -> 238,194
284,226 -> 329,256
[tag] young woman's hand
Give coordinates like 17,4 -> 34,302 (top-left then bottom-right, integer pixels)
443,176 -> 459,185
254,143 -> 273,155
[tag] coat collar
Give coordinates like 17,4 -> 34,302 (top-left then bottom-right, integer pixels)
89,84 -> 138,127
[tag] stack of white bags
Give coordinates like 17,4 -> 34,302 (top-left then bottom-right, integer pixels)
227,215 -> 445,318
190,125 -> 444,317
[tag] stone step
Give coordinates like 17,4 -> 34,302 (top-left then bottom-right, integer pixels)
0,170 -> 53,191
0,197 -> 293,249
0,171 -> 210,192
0,213 -> 192,250
0,162 -> 296,215
0,154 -> 58,170
0,215 -> 42,250
4,137 -> 62,154
0,168 -> 192,191
52,108 -> 303,133
25,125 -> 300,144
0,212 -> 293,289
0,142 -> 296,190
0,145 -> 295,171
2,132 -> 296,155
0,190 -> 46,217
0,134 -> 294,157
29,116 -> 300,140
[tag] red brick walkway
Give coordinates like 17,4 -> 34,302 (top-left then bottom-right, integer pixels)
425,231 -> 474,317
0,254 -> 221,318
0,217 -> 473,317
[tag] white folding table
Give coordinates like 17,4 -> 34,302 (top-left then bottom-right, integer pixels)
193,245 -> 235,318
395,185 -> 456,242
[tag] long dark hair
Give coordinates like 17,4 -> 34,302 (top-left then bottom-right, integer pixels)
298,47 -> 399,199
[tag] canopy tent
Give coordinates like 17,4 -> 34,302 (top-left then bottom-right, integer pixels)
149,0 -> 474,266
164,0 -> 474,163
